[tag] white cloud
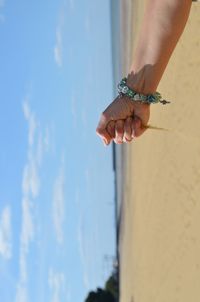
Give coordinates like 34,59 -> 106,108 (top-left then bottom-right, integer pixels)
0,206 -> 12,259
15,99 -> 51,302
77,217 -> 90,290
22,101 -> 50,199
69,0 -> 74,11
54,29 -> 63,68
44,126 -> 50,151
0,14 -> 4,23
36,127 -> 51,166
23,101 -> 37,147
0,0 -> 5,23
20,198 -> 34,255
48,268 -> 66,302
54,4 -> 67,68
0,0 -> 5,7
16,197 -> 35,302
71,94 -> 77,128
35,133 -> 43,167
22,159 -> 40,199
85,15 -> 91,37
15,285 -> 27,302
52,162 -> 65,245
21,102 -> 46,201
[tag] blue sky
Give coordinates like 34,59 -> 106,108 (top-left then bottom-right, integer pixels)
0,1 -> 116,301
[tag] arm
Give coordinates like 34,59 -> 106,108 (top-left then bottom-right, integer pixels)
96,0 -> 192,146
127,0 -> 192,94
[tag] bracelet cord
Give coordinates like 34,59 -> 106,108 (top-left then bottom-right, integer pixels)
117,77 -> 170,105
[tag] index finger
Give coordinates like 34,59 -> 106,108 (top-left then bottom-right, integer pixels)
96,112 -> 112,144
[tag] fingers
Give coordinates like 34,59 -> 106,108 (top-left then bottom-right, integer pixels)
124,117 -> 134,141
96,95 -> 135,145
96,112 -> 112,145
96,97 -> 150,146
97,115 -> 147,146
106,120 -> 116,140
115,120 -> 124,144
112,117 -> 135,144
106,118 -> 135,144
113,115 -> 148,143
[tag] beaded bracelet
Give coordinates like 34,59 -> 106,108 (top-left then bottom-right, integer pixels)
117,77 -> 170,105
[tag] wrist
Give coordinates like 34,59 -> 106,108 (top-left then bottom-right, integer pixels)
126,67 -> 158,95
117,77 -> 170,105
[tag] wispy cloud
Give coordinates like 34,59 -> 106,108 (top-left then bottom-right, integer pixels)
69,0 -> 75,11
77,215 -> 91,290
85,15 -> 91,37
0,0 -> 5,23
0,206 -> 12,259
54,29 -> 63,67
23,101 -> 37,147
0,0 -> 5,7
54,7 -> 66,68
52,159 -> 65,245
48,268 -> 68,302
16,99 -> 50,302
15,285 -> 27,302
70,93 -> 77,128
22,159 -> 40,199
0,15 -> 4,22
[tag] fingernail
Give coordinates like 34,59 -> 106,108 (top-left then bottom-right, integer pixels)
103,139 -> 110,146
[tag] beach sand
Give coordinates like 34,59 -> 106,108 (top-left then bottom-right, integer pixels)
119,2 -> 200,302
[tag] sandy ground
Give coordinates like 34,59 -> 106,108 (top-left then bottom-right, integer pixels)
119,2 -> 200,302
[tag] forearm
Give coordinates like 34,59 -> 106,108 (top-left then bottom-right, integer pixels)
127,0 -> 192,94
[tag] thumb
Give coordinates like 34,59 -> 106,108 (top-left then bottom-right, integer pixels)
133,116 -> 148,137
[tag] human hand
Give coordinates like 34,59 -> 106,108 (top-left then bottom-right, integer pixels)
96,95 -> 150,145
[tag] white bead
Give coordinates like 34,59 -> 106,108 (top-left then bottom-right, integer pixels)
122,86 -> 129,94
